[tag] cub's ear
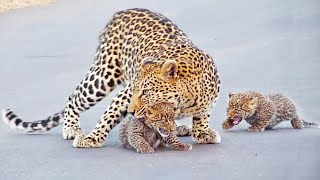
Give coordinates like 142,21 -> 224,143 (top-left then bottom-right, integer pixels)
248,97 -> 259,109
174,108 -> 181,117
161,60 -> 178,79
228,93 -> 234,98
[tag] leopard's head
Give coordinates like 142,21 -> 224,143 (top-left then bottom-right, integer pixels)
143,103 -> 179,137
128,57 -> 181,118
226,92 -> 259,125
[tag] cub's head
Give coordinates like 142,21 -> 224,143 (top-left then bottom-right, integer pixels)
226,92 -> 259,125
144,102 -> 179,137
128,57 -> 181,118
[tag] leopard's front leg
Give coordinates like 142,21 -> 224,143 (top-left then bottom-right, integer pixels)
165,134 -> 192,151
192,114 -> 221,144
63,64 -> 118,139
128,133 -> 155,154
247,111 -> 273,132
73,128 -> 102,148
73,83 -> 133,148
247,118 -> 270,132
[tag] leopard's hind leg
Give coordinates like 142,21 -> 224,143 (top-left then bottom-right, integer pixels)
63,27 -> 123,140
72,83 -> 132,147
291,117 -> 304,129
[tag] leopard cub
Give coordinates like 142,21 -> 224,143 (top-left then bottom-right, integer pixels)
222,91 -> 319,132
119,103 -> 192,154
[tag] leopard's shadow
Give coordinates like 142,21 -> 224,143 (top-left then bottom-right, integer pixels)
221,126 -> 302,134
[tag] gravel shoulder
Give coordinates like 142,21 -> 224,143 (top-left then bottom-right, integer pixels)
0,0 -> 53,13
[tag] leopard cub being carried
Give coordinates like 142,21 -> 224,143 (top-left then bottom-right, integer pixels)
222,91 -> 319,132
119,103 -> 192,154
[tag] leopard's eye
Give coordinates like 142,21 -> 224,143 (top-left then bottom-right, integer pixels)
141,89 -> 148,96
162,118 -> 168,122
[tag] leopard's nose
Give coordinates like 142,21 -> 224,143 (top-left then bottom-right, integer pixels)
128,111 -> 135,116
170,124 -> 175,131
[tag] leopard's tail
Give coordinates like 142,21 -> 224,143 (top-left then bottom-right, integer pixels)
302,119 -> 319,128
1,109 -> 64,133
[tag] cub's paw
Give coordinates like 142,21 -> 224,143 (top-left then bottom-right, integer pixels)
73,133 -> 102,148
248,126 -> 265,132
172,143 -> 192,151
176,124 -> 192,137
63,126 -> 79,140
136,146 -> 155,154
221,120 -> 233,130
193,128 -> 221,144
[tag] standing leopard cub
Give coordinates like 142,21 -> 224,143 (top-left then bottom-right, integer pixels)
222,91 -> 319,132
119,103 -> 192,154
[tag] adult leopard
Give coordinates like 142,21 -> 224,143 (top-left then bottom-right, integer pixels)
2,8 -> 221,148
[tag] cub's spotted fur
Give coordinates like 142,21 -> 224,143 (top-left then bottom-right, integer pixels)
119,103 -> 192,153
222,91 -> 319,132
2,8 -> 221,148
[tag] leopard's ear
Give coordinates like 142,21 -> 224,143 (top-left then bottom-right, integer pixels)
248,97 -> 258,109
161,60 -> 178,79
229,93 -> 234,98
145,107 -> 157,119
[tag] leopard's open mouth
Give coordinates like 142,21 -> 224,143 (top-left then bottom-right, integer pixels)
157,127 -> 170,138
232,116 -> 243,125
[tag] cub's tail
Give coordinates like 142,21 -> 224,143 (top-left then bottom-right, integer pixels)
302,119 -> 319,128
1,109 -> 64,133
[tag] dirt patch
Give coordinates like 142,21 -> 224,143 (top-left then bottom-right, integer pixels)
0,0 -> 54,13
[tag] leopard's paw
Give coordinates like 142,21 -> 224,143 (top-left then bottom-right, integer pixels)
172,143 -> 192,151
62,126 -> 79,140
248,126 -> 265,132
193,128 -> 221,144
136,146 -> 155,154
73,133 -> 102,148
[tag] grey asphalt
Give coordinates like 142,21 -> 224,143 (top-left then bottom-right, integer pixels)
0,0 -> 319,180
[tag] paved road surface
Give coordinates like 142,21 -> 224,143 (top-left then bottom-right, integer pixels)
0,0 -> 319,180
